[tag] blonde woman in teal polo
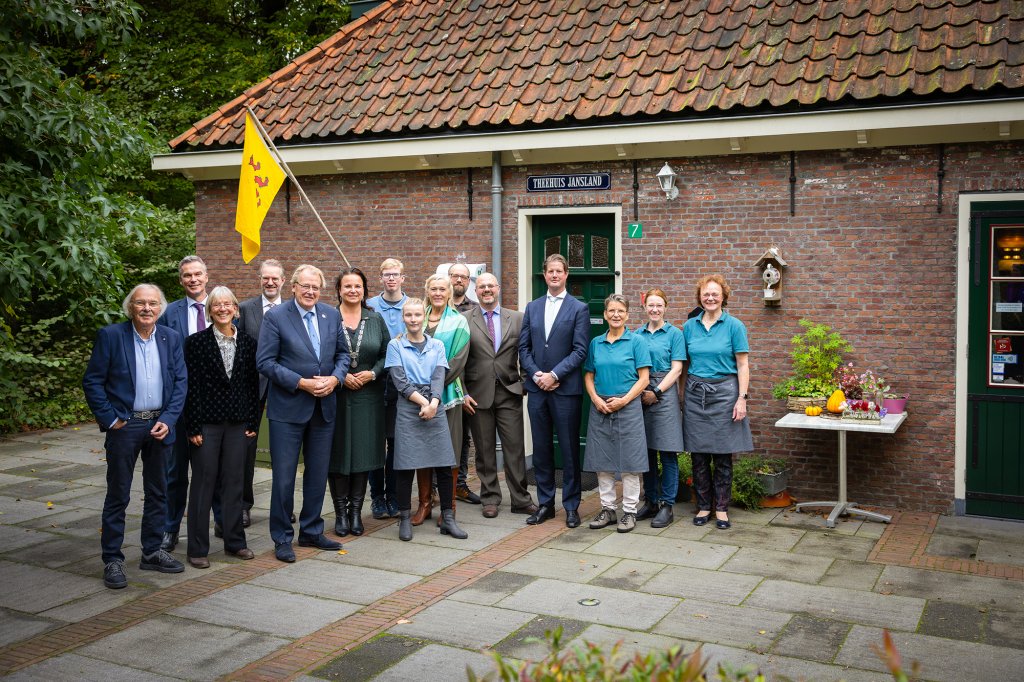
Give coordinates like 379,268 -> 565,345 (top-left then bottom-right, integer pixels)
583,294 -> 652,533
682,274 -> 753,530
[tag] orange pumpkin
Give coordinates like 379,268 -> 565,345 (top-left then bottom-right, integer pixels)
826,390 -> 846,413
805,405 -> 823,416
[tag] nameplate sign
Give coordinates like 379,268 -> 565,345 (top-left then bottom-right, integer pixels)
527,173 -> 611,192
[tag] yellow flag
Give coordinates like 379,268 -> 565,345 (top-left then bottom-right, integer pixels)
235,112 -> 286,263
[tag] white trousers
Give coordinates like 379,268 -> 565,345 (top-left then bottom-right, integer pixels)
597,471 -> 641,514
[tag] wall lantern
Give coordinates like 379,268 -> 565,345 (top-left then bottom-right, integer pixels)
753,246 -> 787,306
656,163 -> 679,200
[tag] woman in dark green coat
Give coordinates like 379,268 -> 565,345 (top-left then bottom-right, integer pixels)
329,267 -> 389,536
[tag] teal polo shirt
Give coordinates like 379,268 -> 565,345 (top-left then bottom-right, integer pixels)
635,322 -> 686,372
584,329 -> 652,395
682,310 -> 749,379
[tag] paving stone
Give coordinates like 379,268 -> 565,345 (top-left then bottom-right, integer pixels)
3,461 -> 68,477
497,577 -> 678,630
9,534 -> 98,568
640,564 -> 763,605
365,643 -> 495,681
39,584 -> 148,622
6,652 -> 179,681
768,509 -> 865,535
590,557 -> 665,591
853,521 -> 886,540
0,456 -> 49,472
389,599 -> 536,648
877,565 -> 1024,613
652,597 -> 790,650
745,579 -> 924,631
42,483 -> 107,504
837,624 -> 1024,682
76,614 -> 289,681
0,472 -> 33,487
0,606 -> 58,647
705,524 -> 806,551
699,642 -> 888,682
924,533 -> 980,559
0,559 -> 102,613
567,623 -> 697,657
29,463 -> 106,483
492,614 -> 589,661
541,529 -> 603,552
0,495 -> 59,524
0,524 -> 58,552
449,570 -> 537,606
0,479 -> 81,502
919,600 -> 984,642
312,634 -> 426,681
770,613 -> 852,663
719,546 -> 834,583
403,516 -> 513,551
251,559 -> 419,604
325,535 -> 470,576
504,547 -> 620,583
171,583 -> 360,638
651,518 -> 714,540
790,529 -> 876,561
975,538 -> 1024,567
819,559 -> 884,591
986,608 -> 1024,650
585,532 -> 736,569
935,515 -> 1024,544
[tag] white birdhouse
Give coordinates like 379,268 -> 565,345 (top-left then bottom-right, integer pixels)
753,247 -> 787,306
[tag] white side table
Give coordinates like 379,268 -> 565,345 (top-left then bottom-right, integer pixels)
774,411 -> 908,528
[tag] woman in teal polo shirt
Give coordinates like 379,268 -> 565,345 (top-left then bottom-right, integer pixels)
583,294 -> 651,533
682,275 -> 753,530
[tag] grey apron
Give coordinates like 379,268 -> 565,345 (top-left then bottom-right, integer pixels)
642,370 -> 685,452
393,383 -> 456,470
583,396 -> 649,473
683,374 -> 753,453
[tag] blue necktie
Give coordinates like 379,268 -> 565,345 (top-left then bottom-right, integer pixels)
304,311 -> 320,360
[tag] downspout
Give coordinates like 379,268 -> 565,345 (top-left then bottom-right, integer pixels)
491,152 -> 503,285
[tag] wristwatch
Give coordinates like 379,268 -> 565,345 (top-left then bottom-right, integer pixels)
740,393 -> 749,399
652,387 -> 663,399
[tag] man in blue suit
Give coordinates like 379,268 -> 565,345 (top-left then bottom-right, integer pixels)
256,264 -> 351,562
518,253 -> 590,528
157,254 -> 209,551
83,284 -> 188,589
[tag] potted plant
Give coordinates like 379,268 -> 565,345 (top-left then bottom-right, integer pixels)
858,369 -> 890,407
772,320 -> 853,412
756,457 -> 789,496
882,391 -> 909,414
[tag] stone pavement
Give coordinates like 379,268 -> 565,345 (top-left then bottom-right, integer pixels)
1,426 -> 1023,681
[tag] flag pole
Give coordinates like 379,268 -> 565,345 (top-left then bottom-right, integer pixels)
244,105 -> 351,268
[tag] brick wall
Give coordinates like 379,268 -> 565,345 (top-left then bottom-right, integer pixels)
192,140 -> 1024,513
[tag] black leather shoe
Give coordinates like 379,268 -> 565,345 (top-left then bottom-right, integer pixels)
275,542 -> 295,563
511,503 -> 539,515
565,510 -> 581,528
213,522 -> 223,539
160,532 -> 178,551
298,534 -> 343,550
651,502 -> 674,528
103,560 -> 127,589
635,500 -> 657,520
525,504 -> 555,525
693,514 -> 710,527
139,549 -> 184,574
715,518 -> 731,530
241,509 -> 251,528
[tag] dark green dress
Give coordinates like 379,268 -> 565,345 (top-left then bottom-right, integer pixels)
330,307 -> 388,474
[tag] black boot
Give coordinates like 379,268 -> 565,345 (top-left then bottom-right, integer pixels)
636,499 -> 657,520
398,510 -> 412,541
439,509 -> 468,539
329,476 -> 350,537
349,494 -> 365,536
651,501 -> 674,528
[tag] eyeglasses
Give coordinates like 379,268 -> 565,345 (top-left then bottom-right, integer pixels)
131,301 -> 160,309
449,274 -> 469,281
295,283 -> 321,293
210,302 -> 236,310
381,272 -> 403,280
477,284 -> 498,290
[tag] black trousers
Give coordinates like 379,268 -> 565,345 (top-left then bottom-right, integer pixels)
187,422 -> 248,557
396,467 -> 453,512
691,452 -> 733,512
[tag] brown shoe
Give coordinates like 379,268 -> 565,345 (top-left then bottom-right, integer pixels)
229,548 -> 255,560
187,556 -> 210,569
456,485 -> 482,504
482,504 -> 499,518
511,503 -> 539,515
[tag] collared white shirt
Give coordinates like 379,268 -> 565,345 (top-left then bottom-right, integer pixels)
261,295 -> 281,315
544,291 -> 565,340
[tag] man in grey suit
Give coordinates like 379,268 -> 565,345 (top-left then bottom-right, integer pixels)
462,273 -> 537,518
256,264 -> 350,562
235,258 -> 285,527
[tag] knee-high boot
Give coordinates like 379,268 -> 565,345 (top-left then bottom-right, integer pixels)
349,471 -> 368,536
328,474 -> 350,537
410,468 -> 433,526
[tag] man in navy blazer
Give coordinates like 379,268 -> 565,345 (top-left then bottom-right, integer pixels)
83,284 -> 188,589
156,254 -> 209,551
518,253 -> 590,528
256,264 -> 351,562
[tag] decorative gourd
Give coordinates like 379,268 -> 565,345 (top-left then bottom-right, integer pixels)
805,405 -> 823,416
826,389 -> 846,413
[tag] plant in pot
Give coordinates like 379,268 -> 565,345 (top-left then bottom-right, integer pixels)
731,456 -> 768,510
882,390 -> 909,415
772,320 -> 853,412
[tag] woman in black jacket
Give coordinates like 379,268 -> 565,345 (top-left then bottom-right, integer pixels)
184,286 -> 260,567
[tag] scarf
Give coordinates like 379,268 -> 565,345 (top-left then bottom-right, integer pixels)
426,304 -> 470,410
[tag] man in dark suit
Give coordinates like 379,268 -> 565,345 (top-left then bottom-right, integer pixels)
256,264 -> 351,562
83,284 -> 187,589
518,253 -> 590,528
463,273 -> 536,518
235,258 -> 285,527
157,254 -> 209,551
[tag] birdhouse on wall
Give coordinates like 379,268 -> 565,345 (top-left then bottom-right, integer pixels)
754,247 -> 787,306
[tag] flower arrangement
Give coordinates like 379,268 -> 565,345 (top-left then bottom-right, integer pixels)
859,369 -> 891,397
771,320 -> 853,399
833,362 -> 863,399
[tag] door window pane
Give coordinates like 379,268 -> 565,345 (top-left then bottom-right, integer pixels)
990,334 -> 1024,385
993,226 -> 1024,277
544,236 -> 560,259
568,234 -> 584,268
992,282 -> 1024,331
592,236 -> 609,269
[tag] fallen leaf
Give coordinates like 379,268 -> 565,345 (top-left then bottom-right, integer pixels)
396,618 -> 412,624
46,501 -> 54,509
694,613 -> 709,619
758,630 -> 767,635
337,549 -> 347,555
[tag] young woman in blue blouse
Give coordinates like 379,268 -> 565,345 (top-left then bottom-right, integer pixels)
682,275 -> 753,530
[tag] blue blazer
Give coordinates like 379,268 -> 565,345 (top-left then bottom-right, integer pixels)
157,297 -> 191,340
256,301 -> 351,424
82,322 -> 187,444
519,293 -> 590,396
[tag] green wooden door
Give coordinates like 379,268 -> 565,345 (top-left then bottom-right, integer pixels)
532,214 -> 617,466
966,202 -> 1024,519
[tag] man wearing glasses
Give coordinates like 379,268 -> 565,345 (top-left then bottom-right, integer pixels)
366,258 -> 408,519
256,265 -> 351,562
83,284 -> 187,588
